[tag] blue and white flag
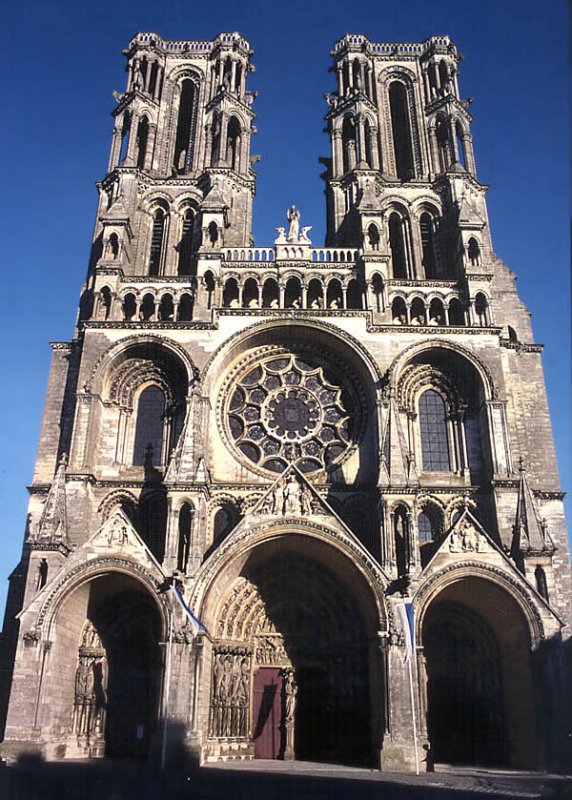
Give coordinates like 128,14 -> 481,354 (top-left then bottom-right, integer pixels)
171,584 -> 208,637
396,602 -> 415,662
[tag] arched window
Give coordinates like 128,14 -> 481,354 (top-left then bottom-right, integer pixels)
455,122 -> 466,170
364,119 -> 374,168
178,292 -> 194,320
342,115 -> 357,173
138,491 -> 168,562
99,286 -> 112,320
207,221 -> 219,247
177,504 -> 192,572
243,277 -> 259,308
140,293 -> 155,321
122,293 -> 136,321
178,208 -> 194,275
388,213 -> 408,279
36,559 -> 48,591
223,278 -> 239,307
158,294 -> 174,321
507,326 -> 517,343
393,505 -> 410,579
148,208 -> 166,276
262,278 -> 280,308
347,279 -> 362,309
428,298 -> 445,326
214,506 -> 235,544
235,62 -> 243,94
371,273 -> 383,313
173,79 -> 196,173
419,389 -> 450,471
435,117 -> 450,173
326,279 -> 343,309
204,271 -> 215,310
418,509 -> 438,568
475,292 -> 489,326
392,296 -> 407,324
105,233 -> 119,260
410,297 -> 426,326
468,237 -> 481,267
389,81 -> 414,180
226,117 -> 241,171
307,278 -> 323,309
132,385 -> 166,466
448,299 -> 465,326
210,112 -> 221,167
135,116 -> 149,169
439,61 -> 449,93
367,223 -> 380,251
535,565 -> 549,601
418,511 -> 436,544
420,213 -> 437,278
285,277 -> 302,308
148,62 -> 159,97
119,113 -> 131,165
352,60 -> 362,91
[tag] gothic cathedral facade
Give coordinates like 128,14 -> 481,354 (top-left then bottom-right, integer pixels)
1,32 -> 570,772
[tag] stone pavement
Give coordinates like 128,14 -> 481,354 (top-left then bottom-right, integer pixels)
0,757 -> 570,800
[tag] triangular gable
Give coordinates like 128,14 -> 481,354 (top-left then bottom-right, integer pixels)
82,508 -> 165,573
423,507 -> 504,573
227,463 -> 373,555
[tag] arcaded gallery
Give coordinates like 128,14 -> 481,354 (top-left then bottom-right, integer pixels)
0,31 -> 570,772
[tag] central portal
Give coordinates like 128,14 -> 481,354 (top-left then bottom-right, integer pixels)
209,544 -> 374,766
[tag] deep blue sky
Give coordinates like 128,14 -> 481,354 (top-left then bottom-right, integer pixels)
0,1 -> 569,612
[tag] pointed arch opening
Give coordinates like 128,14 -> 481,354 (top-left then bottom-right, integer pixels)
174,78 -> 197,174
389,81 -> 414,180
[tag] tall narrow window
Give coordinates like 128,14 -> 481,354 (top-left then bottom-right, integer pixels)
342,116 -> 357,173
419,389 -> 450,471
148,209 -> 166,276
173,79 -> 196,173
178,209 -> 194,275
393,505 -> 410,579
177,504 -> 192,572
364,119 -> 374,168
389,213 -> 408,278
420,213 -> 437,278
132,385 -> 166,466
135,117 -> 149,169
119,113 -> 131,164
389,81 -> 414,180
226,117 -> 240,171
210,113 -> 221,167
535,566 -> 549,601
455,122 -> 466,170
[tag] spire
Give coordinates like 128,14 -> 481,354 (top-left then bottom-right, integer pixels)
511,459 -> 554,561
32,454 -> 69,548
380,397 -> 418,488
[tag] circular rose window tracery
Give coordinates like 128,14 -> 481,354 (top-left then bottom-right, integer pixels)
224,350 -> 365,474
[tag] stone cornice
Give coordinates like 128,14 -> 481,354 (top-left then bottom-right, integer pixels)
366,322 -> 502,336
82,321 -> 217,331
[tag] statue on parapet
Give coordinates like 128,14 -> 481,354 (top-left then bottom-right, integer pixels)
287,205 -> 301,242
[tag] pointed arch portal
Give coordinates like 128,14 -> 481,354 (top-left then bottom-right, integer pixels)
204,533 -> 383,766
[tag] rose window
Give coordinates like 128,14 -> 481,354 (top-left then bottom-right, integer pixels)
226,352 -> 364,474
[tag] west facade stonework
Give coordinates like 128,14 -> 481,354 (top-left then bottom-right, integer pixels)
1,32 -> 570,772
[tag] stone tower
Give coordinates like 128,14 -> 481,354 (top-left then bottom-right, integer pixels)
1,32 -> 570,773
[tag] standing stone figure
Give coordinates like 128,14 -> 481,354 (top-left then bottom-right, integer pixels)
286,206 -> 301,242
283,670 -> 297,760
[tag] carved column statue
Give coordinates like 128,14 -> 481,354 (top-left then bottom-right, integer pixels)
282,668 -> 297,760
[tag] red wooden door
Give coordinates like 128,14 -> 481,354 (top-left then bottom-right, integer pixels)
252,668 -> 283,759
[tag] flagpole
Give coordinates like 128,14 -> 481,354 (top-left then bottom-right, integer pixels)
407,652 -> 420,775
161,605 -> 173,770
